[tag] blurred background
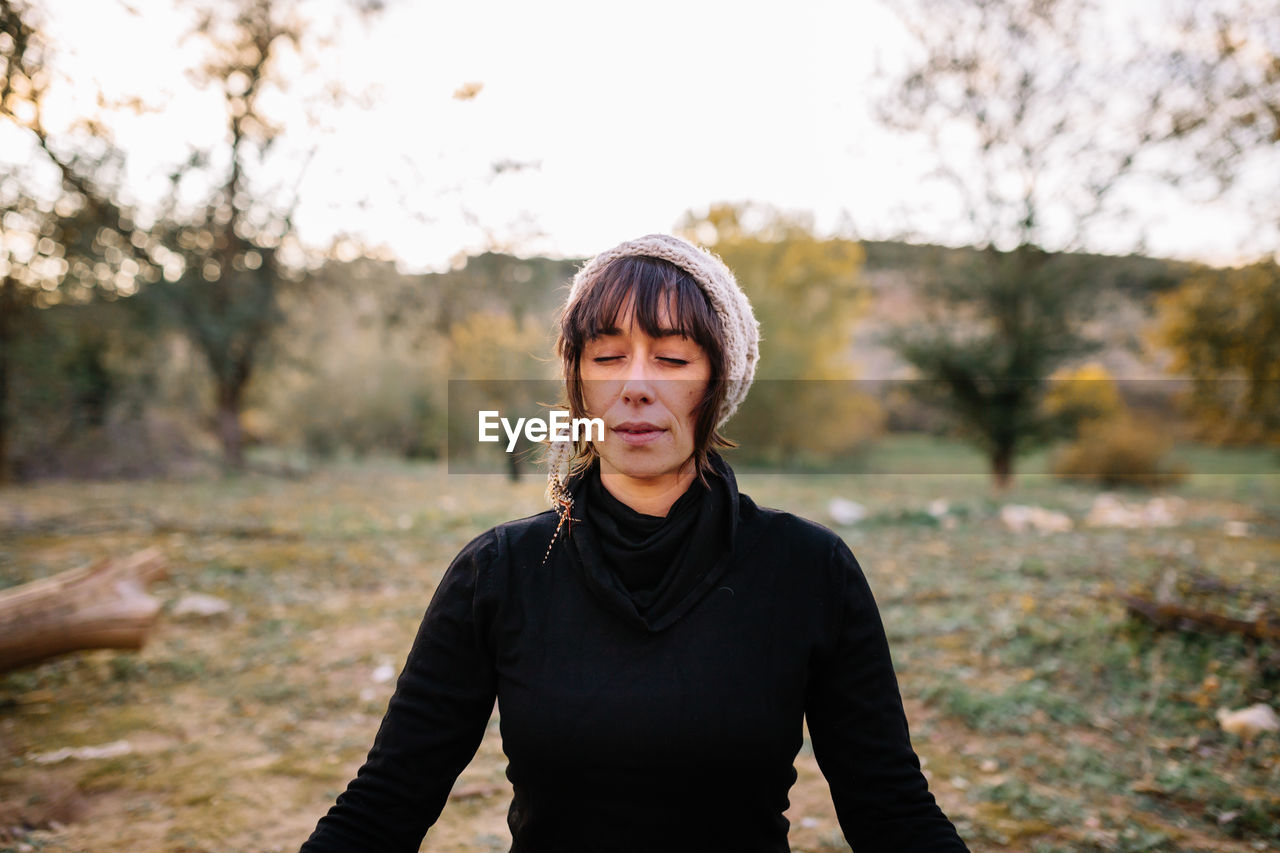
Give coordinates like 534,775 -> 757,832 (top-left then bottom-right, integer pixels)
1,0 -> 1277,851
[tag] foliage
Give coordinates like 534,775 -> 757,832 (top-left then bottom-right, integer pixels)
0,0 -> 162,482
1044,363 -> 1186,488
446,309 -> 555,478
142,0 -> 328,470
1041,362 -> 1126,425
252,257 -> 448,460
1151,262 -> 1280,446
675,202 -> 882,462
1050,413 -> 1188,488
872,0 -> 1156,489
1,293 -> 216,479
251,253 -> 574,465
879,246 -> 1110,488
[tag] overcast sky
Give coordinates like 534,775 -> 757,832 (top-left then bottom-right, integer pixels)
10,0 -> 1271,272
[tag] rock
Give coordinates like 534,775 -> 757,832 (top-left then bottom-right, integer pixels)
827,498 -> 867,527
927,499 -> 950,518
1215,703 -> 1280,738
1223,520 -> 1250,538
1085,493 -> 1184,528
171,594 -> 231,619
1000,504 -> 1073,534
30,740 -> 132,764
371,663 -> 396,684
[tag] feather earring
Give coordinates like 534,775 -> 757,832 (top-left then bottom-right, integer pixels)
541,438 -> 579,566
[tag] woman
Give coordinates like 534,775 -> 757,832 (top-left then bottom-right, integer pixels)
300,234 -> 968,851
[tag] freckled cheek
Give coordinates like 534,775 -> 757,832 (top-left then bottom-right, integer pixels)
581,381 -> 617,416
676,390 -> 702,435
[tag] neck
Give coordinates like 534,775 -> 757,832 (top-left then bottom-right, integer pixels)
598,458 -> 698,517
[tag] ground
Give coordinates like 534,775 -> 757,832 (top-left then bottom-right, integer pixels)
0,437 -> 1277,852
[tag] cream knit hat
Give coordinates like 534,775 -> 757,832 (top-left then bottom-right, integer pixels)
544,233 -> 760,510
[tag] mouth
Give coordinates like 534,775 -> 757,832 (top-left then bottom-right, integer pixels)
612,421 -> 666,446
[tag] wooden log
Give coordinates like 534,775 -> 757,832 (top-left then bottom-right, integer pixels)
0,548 -> 168,673
1121,592 -> 1280,642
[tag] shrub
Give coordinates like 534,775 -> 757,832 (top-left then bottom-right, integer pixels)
1042,362 -> 1126,424
1051,414 -> 1187,488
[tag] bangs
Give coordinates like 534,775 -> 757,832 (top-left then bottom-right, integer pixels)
561,256 -> 721,358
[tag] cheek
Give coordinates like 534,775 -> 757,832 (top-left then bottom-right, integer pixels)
676,385 -> 707,432
579,380 -> 612,416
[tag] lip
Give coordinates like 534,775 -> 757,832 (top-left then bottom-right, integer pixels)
612,421 -> 666,447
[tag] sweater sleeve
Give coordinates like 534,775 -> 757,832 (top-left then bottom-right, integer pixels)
299,531 -> 500,852
805,537 -> 969,852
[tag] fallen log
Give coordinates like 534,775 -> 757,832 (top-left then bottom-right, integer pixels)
1121,592 -> 1280,642
0,548 -> 168,673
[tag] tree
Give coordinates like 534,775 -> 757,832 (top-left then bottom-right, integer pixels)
873,0 -> 1151,488
1138,2 -> 1280,444
1,0 -> 161,481
145,0 -> 326,470
1151,261 -> 1280,445
1145,0 -> 1280,252
4,0 -> 386,476
881,248 -> 1111,488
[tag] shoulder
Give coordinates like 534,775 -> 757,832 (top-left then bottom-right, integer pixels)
740,494 -> 855,565
451,508 -> 563,571
436,510 -> 561,605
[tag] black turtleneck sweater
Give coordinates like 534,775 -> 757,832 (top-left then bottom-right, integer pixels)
300,454 -> 969,852
581,459 -> 730,623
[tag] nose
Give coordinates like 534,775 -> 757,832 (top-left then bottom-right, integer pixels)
618,358 -> 656,406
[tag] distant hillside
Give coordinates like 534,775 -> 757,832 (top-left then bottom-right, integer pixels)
853,241 -> 1198,382
328,241 -> 1200,385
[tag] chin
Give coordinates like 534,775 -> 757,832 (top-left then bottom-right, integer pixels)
597,447 -> 693,483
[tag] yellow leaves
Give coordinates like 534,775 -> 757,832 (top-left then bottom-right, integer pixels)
1189,674 -> 1221,710
1150,261 -> 1280,444
1042,361 -> 1124,422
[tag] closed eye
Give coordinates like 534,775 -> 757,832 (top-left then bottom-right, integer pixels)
659,358 -> 689,365
592,356 -> 622,363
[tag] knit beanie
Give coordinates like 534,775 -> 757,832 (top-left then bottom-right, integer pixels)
544,233 -> 760,512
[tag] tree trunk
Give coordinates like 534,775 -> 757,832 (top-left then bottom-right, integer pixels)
0,275 -> 15,485
991,445 -> 1014,491
0,549 -> 168,673
216,379 -> 245,471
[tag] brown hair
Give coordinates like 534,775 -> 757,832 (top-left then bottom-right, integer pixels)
555,255 -> 735,481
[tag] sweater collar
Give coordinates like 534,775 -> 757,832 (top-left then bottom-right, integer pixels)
566,451 -> 747,633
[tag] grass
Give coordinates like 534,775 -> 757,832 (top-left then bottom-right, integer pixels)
0,434 -> 1277,851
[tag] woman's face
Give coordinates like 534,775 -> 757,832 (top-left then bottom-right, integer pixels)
579,301 -> 711,490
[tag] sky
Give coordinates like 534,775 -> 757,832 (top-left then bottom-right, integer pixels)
9,0 -> 1274,273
